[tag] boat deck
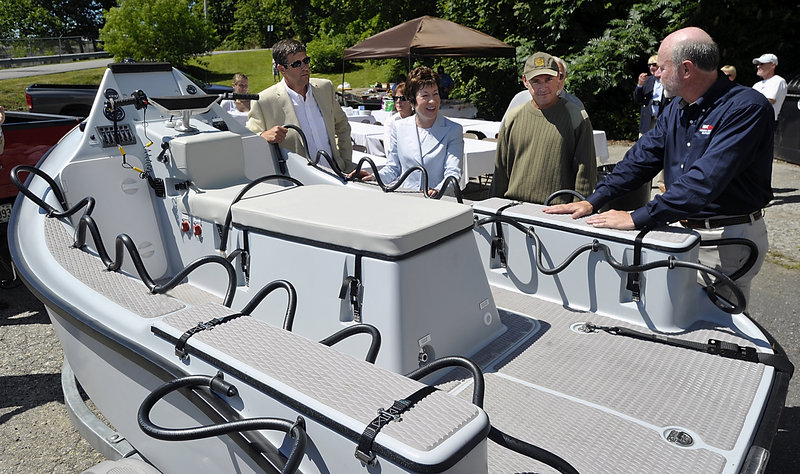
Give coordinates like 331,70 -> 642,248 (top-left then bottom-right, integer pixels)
42,216 -> 770,472
465,286 -> 764,472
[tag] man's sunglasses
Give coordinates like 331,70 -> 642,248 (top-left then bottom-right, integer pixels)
285,57 -> 311,68
392,96 -> 407,102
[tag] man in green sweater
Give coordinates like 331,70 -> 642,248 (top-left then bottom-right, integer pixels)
492,52 -> 597,204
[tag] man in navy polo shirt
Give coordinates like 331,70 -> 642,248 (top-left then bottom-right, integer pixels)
544,27 -> 774,305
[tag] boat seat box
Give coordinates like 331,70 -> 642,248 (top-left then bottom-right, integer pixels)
169,131 -> 289,224
152,305 -> 490,472
473,198 -> 706,332
228,185 -> 505,374
170,130 -> 246,189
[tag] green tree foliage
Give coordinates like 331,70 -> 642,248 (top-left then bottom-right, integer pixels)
0,0 -> 115,38
99,0 -> 219,67
227,0 -> 292,49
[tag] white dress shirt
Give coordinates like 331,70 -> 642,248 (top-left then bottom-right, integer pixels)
284,80 -> 334,165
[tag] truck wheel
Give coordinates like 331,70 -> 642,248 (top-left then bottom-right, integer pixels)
0,223 -> 21,288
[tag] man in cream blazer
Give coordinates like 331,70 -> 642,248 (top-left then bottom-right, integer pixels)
247,39 -> 354,173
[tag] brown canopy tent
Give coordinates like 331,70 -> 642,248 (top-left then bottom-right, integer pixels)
339,16 -> 515,106
343,16 -> 515,62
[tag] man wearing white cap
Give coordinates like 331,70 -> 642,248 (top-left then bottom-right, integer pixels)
752,53 -> 787,120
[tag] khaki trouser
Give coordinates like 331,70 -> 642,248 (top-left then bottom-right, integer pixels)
692,217 -> 768,310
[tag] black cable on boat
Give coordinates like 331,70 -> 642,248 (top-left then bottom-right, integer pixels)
487,427 -> 579,474
476,214 -> 747,313
138,373 -> 307,474
218,174 -> 304,252
319,324 -> 382,364
405,356 -> 579,474
240,280 -> 297,331
74,214 -> 237,307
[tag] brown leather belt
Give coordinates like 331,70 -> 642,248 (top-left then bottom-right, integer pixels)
680,210 -> 763,229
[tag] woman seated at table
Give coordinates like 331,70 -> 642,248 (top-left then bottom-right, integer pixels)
219,73 -> 250,126
382,81 -> 414,149
363,67 -> 463,197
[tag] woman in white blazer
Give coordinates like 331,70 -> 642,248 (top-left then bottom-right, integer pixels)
377,67 -> 463,197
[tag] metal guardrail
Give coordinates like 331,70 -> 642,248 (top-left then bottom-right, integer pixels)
0,51 -> 110,69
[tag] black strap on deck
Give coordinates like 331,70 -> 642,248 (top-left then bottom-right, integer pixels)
490,202 -> 521,267
174,313 -> 245,360
585,323 -> 794,376
625,228 -> 650,301
339,254 -> 363,323
354,385 -> 438,465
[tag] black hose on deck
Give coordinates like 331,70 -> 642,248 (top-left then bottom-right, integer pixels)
405,356 -> 579,473
138,374 -> 307,473
487,427 -> 580,474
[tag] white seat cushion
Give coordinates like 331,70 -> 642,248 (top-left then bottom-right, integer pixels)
230,185 -> 473,257
179,183 -> 287,224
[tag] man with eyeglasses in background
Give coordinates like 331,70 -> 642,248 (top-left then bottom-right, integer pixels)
752,53 -> 787,121
248,39 -> 356,173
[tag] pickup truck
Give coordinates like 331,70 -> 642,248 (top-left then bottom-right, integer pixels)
24,83 -> 98,116
25,73 -> 233,117
1,110 -> 81,286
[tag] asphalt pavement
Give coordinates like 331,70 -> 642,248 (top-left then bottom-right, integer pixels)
1,148 -> 799,472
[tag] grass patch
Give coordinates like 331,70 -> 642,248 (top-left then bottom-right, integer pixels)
187,51 -> 396,94
0,51 -> 390,112
766,249 -> 800,270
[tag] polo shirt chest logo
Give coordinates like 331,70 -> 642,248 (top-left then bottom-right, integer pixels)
699,124 -> 714,135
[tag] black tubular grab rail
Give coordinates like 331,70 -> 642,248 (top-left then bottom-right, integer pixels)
240,279 -> 298,331
318,324 -> 382,364
281,124 -> 464,202
74,214 -> 237,307
405,356 -> 579,474
12,165 -> 238,307
11,165 -> 95,218
476,214 -> 747,313
435,175 -> 464,203
349,157 -> 464,202
700,237 -> 759,281
218,175 -> 304,253
138,373 -> 307,474
543,189 -> 587,206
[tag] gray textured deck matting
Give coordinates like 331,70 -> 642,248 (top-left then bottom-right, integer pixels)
161,306 -> 481,453
44,217 -> 219,317
455,285 -> 765,472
